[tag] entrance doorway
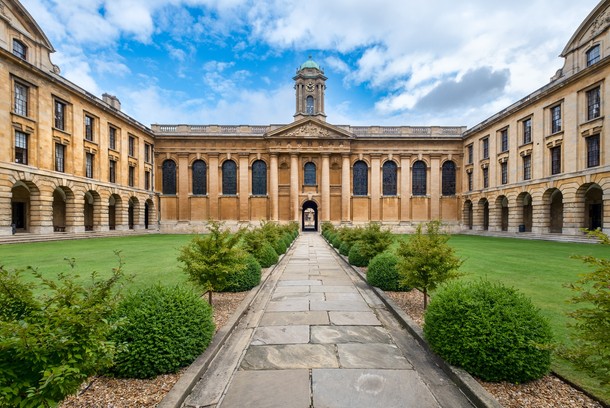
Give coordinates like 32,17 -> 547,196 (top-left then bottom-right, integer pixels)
302,201 -> 318,231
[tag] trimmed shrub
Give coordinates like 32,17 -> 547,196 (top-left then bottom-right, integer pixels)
224,255 -> 262,292
110,285 -> 215,379
281,233 -> 293,249
357,223 -> 393,262
367,251 -> 408,291
348,242 -> 369,267
339,241 -> 352,256
331,234 -> 343,249
424,280 -> 553,383
253,240 -> 279,268
272,237 -> 288,255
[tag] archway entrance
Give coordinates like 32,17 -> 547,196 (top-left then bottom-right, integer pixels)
549,189 -> 563,233
144,202 -> 150,229
584,185 -> 603,230
464,200 -> 473,229
302,201 -> 318,231
11,183 -> 30,232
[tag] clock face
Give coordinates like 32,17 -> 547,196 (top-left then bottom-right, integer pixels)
306,82 -> 315,92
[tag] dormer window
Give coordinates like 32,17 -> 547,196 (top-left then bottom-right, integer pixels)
587,44 -> 600,66
306,96 -> 314,115
12,39 -> 27,60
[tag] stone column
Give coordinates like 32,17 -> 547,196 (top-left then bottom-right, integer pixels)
507,203 -> 521,232
290,154 -> 299,221
30,192 -> 54,234
321,153 -> 330,222
400,156 -> 411,222
603,190 -> 610,234
430,156 -> 440,219
239,153 -> 250,222
487,202 -> 501,232
270,153 -> 279,221
531,202 -> 549,233
370,154 -> 381,221
341,154 -> 351,223
178,153 -> 190,221
208,154 -> 219,220
562,193 -> 583,235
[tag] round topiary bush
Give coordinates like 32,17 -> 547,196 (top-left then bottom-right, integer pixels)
224,254 -> 262,292
271,238 -> 287,255
110,285 -> 215,379
367,251 -> 407,291
281,233 -> 292,248
423,280 -> 553,383
339,241 -> 352,256
348,242 -> 369,267
254,240 -> 279,268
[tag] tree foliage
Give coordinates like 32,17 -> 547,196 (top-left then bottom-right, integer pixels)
396,220 -> 463,309
177,221 -> 246,304
565,229 -> 610,385
0,257 -> 125,407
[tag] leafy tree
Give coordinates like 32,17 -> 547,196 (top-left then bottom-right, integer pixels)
565,228 -> 610,385
178,221 -> 246,304
0,257 -> 125,407
396,220 -> 463,309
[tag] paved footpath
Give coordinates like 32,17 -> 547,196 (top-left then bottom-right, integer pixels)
182,233 -> 476,408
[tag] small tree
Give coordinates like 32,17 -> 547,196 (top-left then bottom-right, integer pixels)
0,257 -> 125,407
565,228 -> 610,385
396,220 -> 462,309
178,221 -> 246,304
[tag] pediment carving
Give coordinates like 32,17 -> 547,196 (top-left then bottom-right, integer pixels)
267,119 -> 354,140
588,6 -> 610,39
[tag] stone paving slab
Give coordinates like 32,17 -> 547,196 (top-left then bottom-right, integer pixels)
329,311 -> 382,326
273,285 -> 310,293
259,311 -> 330,326
221,369 -> 310,408
310,299 -> 371,311
312,369 -> 440,408
311,325 -> 392,344
310,285 -> 358,293
338,343 -> 413,369
251,325 -> 310,345
265,299 -> 310,312
271,292 -> 325,301
241,344 -> 339,369
277,279 -> 322,286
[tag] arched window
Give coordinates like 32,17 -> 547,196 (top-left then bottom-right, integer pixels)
162,160 -> 176,195
306,96 -> 314,115
222,160 -> 237,195
252,160 -> 267,195
353,160 -> 368,196
382,161 -> 397,196
412,161 -> 427,196
442,161 -> 456,196
587,44 -> 600,66
304,162 -> 316,185
192,160 -> 207,195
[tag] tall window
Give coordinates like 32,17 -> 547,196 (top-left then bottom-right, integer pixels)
85,153 -> 94,178
222,160 -> 237,195
14,82 -> 28,116
84,115 -> 94,141
523,118 -> 532,144
109,126 -> 117,150
467,171 -> 473,192
109,160 -> 116,183
252,160 -> 267,195
15,131 -> 28,164
13,39 -> 27,60
144,171 -> 151,191
304,162 -> 316,185
482,137 -> 489,159
587,45 -> 600,66
55,144 -> 65,172
382,161 -> 397,196
551,146 -> 561,175
500,129 -> 508,152
128,136 -> 136,156
128,166 -> 135,187
442,161 -> 456,196
551,105 -> 562,133
412,161 -> 427,196
192,160 -> 207,195
587,134 -> 600,168
306,96 -> 314,115
523,155 -> 532,180
54,100 -> 66,130
353,160 -> 368,196
501,162 -> 508,184
162,160 -> 176,195
586,87 -> 601,121
467,144 -> 473,164
145,143 -> 152,163
482,167 -> 489,188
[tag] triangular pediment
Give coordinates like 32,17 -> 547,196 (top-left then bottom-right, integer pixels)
1,0 -> 54,52
265,118 -> 354,140
561,0 -> 610,56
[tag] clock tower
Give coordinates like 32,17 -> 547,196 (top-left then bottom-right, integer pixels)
293,56 -> 327,122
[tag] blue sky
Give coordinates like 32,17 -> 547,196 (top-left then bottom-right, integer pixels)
22,0 -> 599,128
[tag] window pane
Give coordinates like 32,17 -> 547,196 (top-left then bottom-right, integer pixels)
55,144 -> 65,172
551,146 -> 561,175
162,160 -> 176,194
523,119 -> 532,144
587,134 -> 600,168
252,160 -> 267,195
551,106 -> 562,133
523,155 -> 532,180
128,166 -> 135,187
86,153 -> 94,178
587,45 -> 600,66
222,160 -> 237,195
109,127 -> 116,149
482,138 -> 489,159
192,160 -> 207,195
306,96 -> 314,115
412,161 -> 427,196
304,162 -> 316,185
382,161 -> 397,196
85,116 -> 94,140
500,130 -> 508,152
482,167 -> 489,188
13,39 -> 26,59
15,131 -> 27,164
353,161 -> 368,196
54,101 -> 65,130
14,83 -> 27,116
442,161 -> 456,195
587,87 -> 601,121
501,162 -> 508,184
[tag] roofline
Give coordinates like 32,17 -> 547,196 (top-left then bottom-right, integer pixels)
11,0 -> 55,52
561,0 -> 610,57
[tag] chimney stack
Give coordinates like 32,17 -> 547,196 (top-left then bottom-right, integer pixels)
102,93 -> 121,111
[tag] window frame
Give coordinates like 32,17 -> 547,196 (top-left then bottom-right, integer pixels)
551,146 -> 561,175
586,86 -> 601,121
55,143 -> 65,172
522,117 -> 532,145
15,130 -> 28,165
251,160 -> 268,196
551,105 -> 562,133
352,160 -> 369,196
144,143 -> 152,163
303,162 -> 317,186
54,99 -> 66,131
192,160 -> 207,196
523,155 -> 532,180
144,170 -> 151,191
412,160 -> 427,196
85,152 -> 94,178
109,126 -> 117,150
306,95 -> 314,115
14,81 -> 28,117
586,134 -> 600,168
222,160 -> 238,196
467,171 -> 473,192
587,44 -> 601,66
109,160 -> 116,183
382,160 -> 397,196
84,115 -> 95,141
501,161 -> 508,185
12,39 -> 27,60
128,166 -> 135,187
467,144 -> 474,164
441,160 -> 456,196
500,128 -> 509,152
481,137 -> 489,159
482,167 -> 489,189
162,160 -> 177,195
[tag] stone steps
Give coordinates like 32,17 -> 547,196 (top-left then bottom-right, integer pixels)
0,228 -> 160,245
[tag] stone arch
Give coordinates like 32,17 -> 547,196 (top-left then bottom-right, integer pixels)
128,196 -> 140,230
52,186 -> 75,232
144,198 -> 155,230
11,180 -> 40,233
477,197 -> 489,231
578,183 -> 603,230
83,190 -> 102,231
495,195 -> 509,231
108,194 -> 123,230
463,199 -> 473,230
301,199 -> 319,231
543,188 -> 563,233
516,192 -> 533,232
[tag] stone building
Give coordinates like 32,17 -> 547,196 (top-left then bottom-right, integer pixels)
0,0 -> 608,236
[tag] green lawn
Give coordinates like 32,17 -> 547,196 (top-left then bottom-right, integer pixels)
396,234 -> 609,403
